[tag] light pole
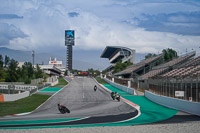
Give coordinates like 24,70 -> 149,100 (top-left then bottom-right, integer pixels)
186,48 -> 187,55
32,50 -> 35,66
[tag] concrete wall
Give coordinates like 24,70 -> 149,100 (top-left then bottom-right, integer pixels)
46,76 -> 58,86
0,84 -> 38,91
145,90 -> 200,116
15,85 -> 38,91
49,80 -> 58,86
104,78 -> 135,95
2,91 -> 30,102
31,78 -> 44,84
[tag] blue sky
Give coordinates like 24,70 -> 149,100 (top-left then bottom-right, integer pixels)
0,0 -> 200,69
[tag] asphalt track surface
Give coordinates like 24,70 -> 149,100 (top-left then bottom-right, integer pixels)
0,77 -> 137,128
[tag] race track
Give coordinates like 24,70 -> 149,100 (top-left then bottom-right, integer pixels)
0,77 -> 138,128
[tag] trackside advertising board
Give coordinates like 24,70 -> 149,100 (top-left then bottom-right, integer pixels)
175,91 -> 184,97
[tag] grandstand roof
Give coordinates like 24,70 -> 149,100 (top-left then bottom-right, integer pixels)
101,46 -> 133,58
103,65 -> 114,72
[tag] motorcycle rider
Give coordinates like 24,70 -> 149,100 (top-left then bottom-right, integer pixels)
115,92 -> 120,102
58,104 -> 70,114
111,92 -> 116,100
94,85 -> 97,91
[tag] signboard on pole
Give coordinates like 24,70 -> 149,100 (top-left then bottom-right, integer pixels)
65,30 -> 75,46
189,97 -> 192,102
175,91 -> 184,97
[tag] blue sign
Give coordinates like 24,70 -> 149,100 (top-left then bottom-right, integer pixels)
65,30 -> 75,46
65,30 -> 74,38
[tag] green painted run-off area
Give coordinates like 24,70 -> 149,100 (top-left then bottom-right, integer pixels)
39,87 -> 62,92
99,84 -> 178,126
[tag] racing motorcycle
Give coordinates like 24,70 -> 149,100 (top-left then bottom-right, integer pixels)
116,95 -> 120,102
58,104 -> 70,114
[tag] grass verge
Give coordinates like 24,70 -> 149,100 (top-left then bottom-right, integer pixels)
0,94 -> 50,116
53,78 -> 68,87
95,77 -> 108,84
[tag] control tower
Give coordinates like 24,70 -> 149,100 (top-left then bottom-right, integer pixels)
65,30 -> 75,73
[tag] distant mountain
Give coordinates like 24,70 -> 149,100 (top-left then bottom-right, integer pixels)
0,47 -> 107,70
0,47 -> 63,65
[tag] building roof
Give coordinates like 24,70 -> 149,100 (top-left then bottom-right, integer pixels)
100,46 -> 134,58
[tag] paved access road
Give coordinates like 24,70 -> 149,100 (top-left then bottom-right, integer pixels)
0,77 -> 137,128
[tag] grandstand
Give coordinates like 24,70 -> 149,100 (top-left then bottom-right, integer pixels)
140,51 -> 196,80
102,48 -> 200,101
101,46 -> 135,73
39,65 -> 62,76
102,48 -> 200,115
147,52 -> 200,102
38,57 -> 65,76
114,54 -> 163,78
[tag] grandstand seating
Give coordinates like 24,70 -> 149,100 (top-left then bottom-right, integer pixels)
153,51 -> 195,69
140,52 -> 196,80
159,55 -> 200,78
141,68 -> 168,80
115,54 -> 163,76
178,56 -> 200,68
161,65 -> 200,78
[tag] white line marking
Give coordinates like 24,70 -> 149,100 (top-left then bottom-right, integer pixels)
82,78 -> 84,99
28,79 -> 70,115
93,77 -> 141,123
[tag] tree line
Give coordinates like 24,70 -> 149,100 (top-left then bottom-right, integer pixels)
0,54 -> 44,84
145,48 -> 178,61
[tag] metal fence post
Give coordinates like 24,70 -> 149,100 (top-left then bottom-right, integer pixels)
173,80 -> 175,98
196,77 -> 198,102
184,79 -> 187,100
191,78 -> 193,101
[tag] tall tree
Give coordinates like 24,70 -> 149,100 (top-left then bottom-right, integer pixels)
35,64 -> 43,78
0,54 -> 4,81
5,59 -> 19,82
162,48 -> 178,62
23,62 -> 34,79
0,54 -> 3,68
113,61 -> 132,73
4,55 -> 10,67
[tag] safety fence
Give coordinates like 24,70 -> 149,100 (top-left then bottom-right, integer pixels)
103,78 -> 134,95
105,75 -> 137,95
106,75 -> 112,81
106,75 -> 138,89
106,74 -> 200,102
148,78 -> 200,102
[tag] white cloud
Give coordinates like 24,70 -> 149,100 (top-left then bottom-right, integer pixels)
0,0 -> 200,55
